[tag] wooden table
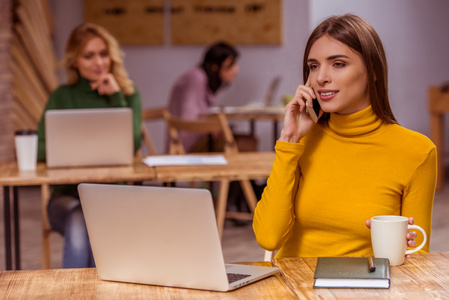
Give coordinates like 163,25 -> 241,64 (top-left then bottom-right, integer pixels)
1,253 -> 448,299
0,160 -> 157,270
0,262 -> 296,299
428,86 -> 449,190
1,152 -> 275,270
155,152 -> 275,239
274,252 -> 449,299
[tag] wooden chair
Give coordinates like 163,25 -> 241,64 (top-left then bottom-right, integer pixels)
139,107 -> 168,156
164,111 -> 237,155
164,111 -> 259,228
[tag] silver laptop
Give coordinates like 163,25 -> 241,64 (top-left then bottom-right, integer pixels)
78,183 -> 279,292
45,108 -> 133,168
263,76 -> 281,107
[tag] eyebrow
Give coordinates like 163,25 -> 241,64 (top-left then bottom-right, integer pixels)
307,54 -> 349,63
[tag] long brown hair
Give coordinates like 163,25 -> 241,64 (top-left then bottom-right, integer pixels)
200,42 -> 239,93
64,23 -> 135,95
303,14 -> 397,124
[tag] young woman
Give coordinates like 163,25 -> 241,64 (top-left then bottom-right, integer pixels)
167,42 -> 239,152
37,23 -> 141,268
253,14 -> 437,258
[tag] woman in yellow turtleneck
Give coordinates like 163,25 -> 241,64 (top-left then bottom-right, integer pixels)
253,14 -> 437,258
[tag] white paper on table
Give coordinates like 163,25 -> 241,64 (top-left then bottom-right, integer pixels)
143,155 -> 228,167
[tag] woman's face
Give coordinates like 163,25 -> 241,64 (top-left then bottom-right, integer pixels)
219,57 -> 239,84
307,35 -> 370,115
75,36 -> 111,81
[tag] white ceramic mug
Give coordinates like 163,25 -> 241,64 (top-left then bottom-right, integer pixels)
15,130 -> 38,171
370,215 -> 427,266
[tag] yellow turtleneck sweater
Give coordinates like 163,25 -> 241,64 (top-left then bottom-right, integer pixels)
253,105 -> 437,258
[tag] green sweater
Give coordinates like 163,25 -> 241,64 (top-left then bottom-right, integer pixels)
37,77 -> 142,194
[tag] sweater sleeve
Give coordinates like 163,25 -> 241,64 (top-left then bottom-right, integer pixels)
109,89 -> 142,153
173,75 -> 208,120
253,141 -> 305,251
127,89 -> 142,153
401,145 -> 437,252
37,90 -> 62,161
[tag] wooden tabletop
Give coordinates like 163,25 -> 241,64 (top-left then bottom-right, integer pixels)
274,252 -> 449,299
0,152 -> 275,186
0,160 -> 156,186
1,254 -> 448,299
155,152 -> 275,182
0,262 -> 296,299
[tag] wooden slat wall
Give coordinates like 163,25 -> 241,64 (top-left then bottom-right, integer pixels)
0,0 -> 58,164
0,0 -> 14,164
12,0 -> 58,130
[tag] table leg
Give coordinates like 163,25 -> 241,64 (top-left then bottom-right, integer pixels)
215,179 -> 230,240
3,186 -> 12,270
41,184 -> 52,269
13,186 -> 20,270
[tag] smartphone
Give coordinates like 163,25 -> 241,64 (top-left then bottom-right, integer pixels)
305,89 -> 321,123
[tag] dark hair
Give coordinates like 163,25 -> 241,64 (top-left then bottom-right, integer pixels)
303,14 -> 397,124
200,42 -> 239,93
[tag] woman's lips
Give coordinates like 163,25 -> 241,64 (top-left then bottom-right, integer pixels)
318,90 -> 339,101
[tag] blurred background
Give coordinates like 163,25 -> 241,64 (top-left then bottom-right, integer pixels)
47,0 -> 449,156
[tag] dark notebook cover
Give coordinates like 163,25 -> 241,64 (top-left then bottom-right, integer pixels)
313,257 -> 390,289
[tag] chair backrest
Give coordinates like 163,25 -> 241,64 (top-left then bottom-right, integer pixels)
164,111 -> 238,155
140,107 -> 168,156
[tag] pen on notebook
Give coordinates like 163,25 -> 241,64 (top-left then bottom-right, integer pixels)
369,257 -> 376,272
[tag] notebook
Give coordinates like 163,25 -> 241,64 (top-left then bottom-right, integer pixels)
313,257 -> 390,289
45,108 -> 133,168
77,183 -> 279,292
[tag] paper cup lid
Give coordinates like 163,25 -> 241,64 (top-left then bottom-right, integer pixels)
15,129 -> 37,135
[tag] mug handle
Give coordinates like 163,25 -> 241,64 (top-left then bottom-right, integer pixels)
405,225 -> 427,255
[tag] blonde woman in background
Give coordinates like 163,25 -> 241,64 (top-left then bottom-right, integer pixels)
37,23 -> 141,268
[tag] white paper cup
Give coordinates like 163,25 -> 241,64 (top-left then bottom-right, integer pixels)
15,130 -> 38,171
371,215 -> 427,266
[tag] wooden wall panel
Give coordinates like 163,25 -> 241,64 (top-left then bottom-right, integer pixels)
0,0 -> 15,164
12,0 -> 58,131
84,0 -> 164,45
171,0 -> 282,45
0,0 -> 58,164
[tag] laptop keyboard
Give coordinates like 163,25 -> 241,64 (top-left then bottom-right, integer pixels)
227,273 -> 251,283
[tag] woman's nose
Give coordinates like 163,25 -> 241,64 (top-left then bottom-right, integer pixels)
93,55 -> 103,65
316,65 -> 331,84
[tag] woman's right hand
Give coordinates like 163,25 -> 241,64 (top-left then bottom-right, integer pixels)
90,73 -> 121,95
279,81 -> 320,143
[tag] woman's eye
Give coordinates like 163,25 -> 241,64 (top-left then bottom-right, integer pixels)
83,54 -> 93,59
100,51 -> 109,58
334,62 -> 346,68
309,64 -> 318,71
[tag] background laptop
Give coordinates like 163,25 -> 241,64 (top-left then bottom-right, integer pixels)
263,76 -> 281,107
78,183 -> 279,292
45,108 -> 133,168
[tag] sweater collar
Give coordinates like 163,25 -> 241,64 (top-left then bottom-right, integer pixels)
327,105 -> 383,137
75,76 -> 96,92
